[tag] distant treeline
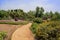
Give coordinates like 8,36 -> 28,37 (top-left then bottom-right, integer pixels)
0,6 -> 60,21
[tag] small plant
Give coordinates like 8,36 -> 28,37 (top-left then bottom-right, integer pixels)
0,31 -> 7,40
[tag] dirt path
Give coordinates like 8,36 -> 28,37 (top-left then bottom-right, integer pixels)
11,23 -> 35,40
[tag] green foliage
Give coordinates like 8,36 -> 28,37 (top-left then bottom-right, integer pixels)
35,7 -> 40,17
0,10 -> 10,20
0,6 -> 60,21
33,18 -> 43,23
30,21 -> 60,40
49,11 -> 53,18
51,12 -> 60,20
35,7 -> 44,18
27,11 -> 35,21
30,23 -> 38,34
0,31 -> 7,40
10,9 -> 24,18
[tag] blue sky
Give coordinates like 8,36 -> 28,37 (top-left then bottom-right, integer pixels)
0,0 -> 60,12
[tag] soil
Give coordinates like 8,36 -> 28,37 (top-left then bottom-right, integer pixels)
0,24 -> 21,40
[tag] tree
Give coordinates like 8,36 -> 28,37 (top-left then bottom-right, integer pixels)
51,12 -> 60,20
55,12 -> 60,19
9,9 -> 27,21
0,10 -> 10,20
39,7 -> 44,17
44,12 -> 49,18
9,9 -> 19,21
35,7 -> 40,17
27,11 -> 35,21
49,11 -> 53,18
35,7 -> 44,18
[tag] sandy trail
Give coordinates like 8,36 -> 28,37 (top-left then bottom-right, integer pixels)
11,23 -> 34,40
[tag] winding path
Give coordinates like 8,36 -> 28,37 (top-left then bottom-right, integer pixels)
11,23 -> 35,40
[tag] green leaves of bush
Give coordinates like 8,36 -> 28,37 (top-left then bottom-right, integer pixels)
31,21 -> 60,40
33,18 -> 43,23
30,23 -> 38,34
0,31 -> 7,40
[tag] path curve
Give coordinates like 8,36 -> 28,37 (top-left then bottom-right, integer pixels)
11,23 -> 35,40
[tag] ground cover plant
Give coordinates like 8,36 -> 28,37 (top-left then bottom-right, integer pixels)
30,21 -> 60,40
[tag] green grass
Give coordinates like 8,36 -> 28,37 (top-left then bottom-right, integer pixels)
0,21 -> 28,25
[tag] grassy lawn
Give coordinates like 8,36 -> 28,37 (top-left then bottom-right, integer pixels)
0,21 -> 28,25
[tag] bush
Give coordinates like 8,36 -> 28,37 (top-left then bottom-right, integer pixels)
31,21 -> 60,40
0,31 -> 7,40
30,23 -> 38,34
33,18 -> 43,23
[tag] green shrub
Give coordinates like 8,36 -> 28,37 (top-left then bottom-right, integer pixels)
30,23 -> 38,34
33,18 -> 43,23
31,21 -> 60,40
0,31 -> 7,40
